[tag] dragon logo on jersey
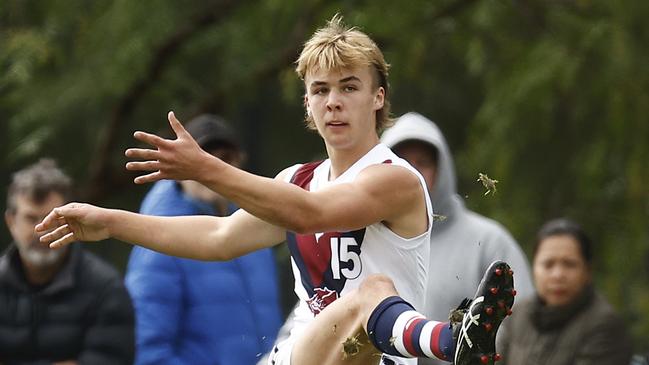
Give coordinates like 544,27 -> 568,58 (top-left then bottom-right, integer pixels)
306,287 -> 339,315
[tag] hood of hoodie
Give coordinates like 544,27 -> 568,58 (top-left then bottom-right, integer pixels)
381,112 -> 462,220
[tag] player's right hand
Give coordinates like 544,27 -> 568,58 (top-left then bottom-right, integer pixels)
35,203 -> 110,249
125,111 -> 211,185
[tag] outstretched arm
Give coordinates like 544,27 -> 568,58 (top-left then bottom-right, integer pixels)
36,204 -> 285,261
125,112 -> 428,237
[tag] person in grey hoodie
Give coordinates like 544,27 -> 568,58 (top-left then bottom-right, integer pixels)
381,112 -> 534,365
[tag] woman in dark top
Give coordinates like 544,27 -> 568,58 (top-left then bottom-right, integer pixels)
500,218 -> 632,365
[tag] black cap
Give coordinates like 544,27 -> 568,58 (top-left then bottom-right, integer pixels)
184,114 -> 240,151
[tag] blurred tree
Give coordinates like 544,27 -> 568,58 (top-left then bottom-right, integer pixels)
453,0 -> 649,348
1,0 -> 647,352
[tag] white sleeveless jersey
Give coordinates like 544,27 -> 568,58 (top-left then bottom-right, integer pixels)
283,144 -> 433,330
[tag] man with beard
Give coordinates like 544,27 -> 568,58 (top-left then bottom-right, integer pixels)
0,159 -> 135,365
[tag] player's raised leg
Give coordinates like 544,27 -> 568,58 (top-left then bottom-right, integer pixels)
287,274 -> 457,365
284,261 -> 515,365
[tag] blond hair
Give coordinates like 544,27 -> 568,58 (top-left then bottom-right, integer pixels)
296,15 -> 392,133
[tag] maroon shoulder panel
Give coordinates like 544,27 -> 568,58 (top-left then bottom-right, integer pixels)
289,161 -> 325,189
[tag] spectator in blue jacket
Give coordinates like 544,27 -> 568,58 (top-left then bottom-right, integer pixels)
125,114 -> 282,365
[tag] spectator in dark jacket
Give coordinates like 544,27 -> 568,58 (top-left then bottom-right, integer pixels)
125,114 -> 282,365
500,218 -> 632,365
0,159 -> 135,365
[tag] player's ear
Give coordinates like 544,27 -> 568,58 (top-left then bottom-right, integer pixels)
373,87 -> 385,111
304,94 -> 312,117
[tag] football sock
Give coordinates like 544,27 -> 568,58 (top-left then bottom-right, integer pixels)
367,296 -> 455,360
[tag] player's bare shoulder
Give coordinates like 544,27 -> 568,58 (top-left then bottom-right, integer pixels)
357,163 -> 428,237
357,163 -> 423,197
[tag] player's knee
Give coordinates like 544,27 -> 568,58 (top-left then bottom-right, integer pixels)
358,274 -> 396,296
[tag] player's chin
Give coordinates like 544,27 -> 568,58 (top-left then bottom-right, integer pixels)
324,135 -> 356,149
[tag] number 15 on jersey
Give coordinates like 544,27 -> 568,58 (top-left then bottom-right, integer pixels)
330,237 -> 362,280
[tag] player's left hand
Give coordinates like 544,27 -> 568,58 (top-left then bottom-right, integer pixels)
125,111 -> 212,184
36,203 -> 111,248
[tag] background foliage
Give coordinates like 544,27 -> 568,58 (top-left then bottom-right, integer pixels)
2,0 -> 648,352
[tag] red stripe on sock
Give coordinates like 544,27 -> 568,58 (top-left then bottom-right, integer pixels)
403,317 -> 426,357
429,322 -> 448,360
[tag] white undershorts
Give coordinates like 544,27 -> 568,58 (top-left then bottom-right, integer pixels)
266,334 -> 296,365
